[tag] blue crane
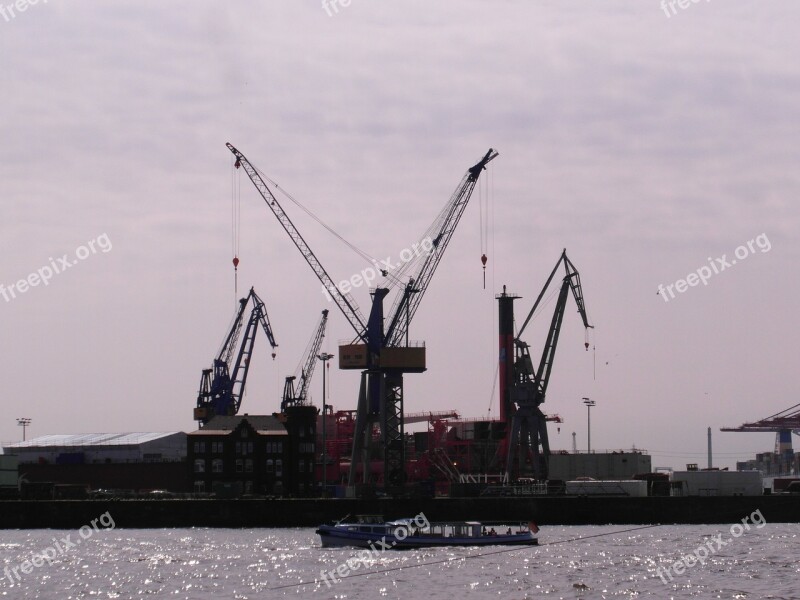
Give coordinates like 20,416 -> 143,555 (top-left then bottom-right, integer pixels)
195,287 -> 278,425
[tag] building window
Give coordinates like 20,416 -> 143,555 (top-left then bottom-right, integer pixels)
275,459 -> 283,477
194,481 -> 205,493
245,481 -> 253,494
235,442 -> 242,455
235,459 -> 244,473
194,459 -> 206,473
193,442 -> 206,454
267,441 -> 284,454
247,442 -> 253,455
212,442 -> 223,454
245,459 -> 253,473
266,459 -> 274,473
299,460 -> 305,473
212,459 -> 224,473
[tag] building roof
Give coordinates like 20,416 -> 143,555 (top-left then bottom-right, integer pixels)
4,432 -> 184,449
192,414 -> 286,435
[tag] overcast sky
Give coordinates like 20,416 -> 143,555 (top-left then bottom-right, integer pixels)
1,1 -> 798,471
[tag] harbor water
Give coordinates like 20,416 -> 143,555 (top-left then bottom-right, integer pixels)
1,524 -> 798,599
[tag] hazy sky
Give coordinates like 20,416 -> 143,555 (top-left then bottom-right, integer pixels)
1,1 -> 798,471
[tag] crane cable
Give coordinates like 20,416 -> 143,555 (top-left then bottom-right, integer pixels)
251,165 -> 406,289
231,157 -> 242,301
479,168 -> 488,288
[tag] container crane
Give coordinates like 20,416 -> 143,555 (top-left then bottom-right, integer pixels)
227,143 -> 496,493
194,287 -> 278,425
282,309 -> 329,411
500,249 -> 592,480
721,403 -> 800,456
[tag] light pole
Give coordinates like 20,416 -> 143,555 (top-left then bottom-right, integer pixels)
317,352 -> 334,497
582,398 -> 595,453
17,418 -> 31,441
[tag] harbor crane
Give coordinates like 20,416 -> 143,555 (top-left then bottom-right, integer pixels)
721,403 -> 800,456
281,309 -> 329,411
194,287 -> 278,425
499,249 -> 592,480
227,143 -> 497,493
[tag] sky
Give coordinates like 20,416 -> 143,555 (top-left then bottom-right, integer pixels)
1,1 -> 798,471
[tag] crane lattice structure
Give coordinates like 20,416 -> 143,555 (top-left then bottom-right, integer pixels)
228,143 -> 496,493
282,310 -> 329,411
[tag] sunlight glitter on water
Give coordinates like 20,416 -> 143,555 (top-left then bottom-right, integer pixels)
0,525 -> 798,599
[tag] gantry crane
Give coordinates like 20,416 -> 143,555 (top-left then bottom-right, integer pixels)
227,143 -> 497,492
721,403 -> 800,456
194,287 -> 278,425
282,309 -> 329,411
500,250 -> 592,480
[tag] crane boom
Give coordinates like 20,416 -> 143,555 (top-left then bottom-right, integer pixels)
226,143 -> 368,340
517,249 -> 591,339
384,149 -> 498,347
229,289 -> 277,414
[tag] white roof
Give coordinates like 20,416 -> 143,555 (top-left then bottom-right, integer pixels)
4,432 -> 184,449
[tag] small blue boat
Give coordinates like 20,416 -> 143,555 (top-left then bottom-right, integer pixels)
316,515 -> 539,549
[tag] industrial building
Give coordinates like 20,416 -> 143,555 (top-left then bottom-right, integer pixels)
0,454 -> 18,491
671,470 -> 764,496
2,433 -> 188,494
187,411 -> 317,497
4,432 -> 186,464
549,451 -> 651,481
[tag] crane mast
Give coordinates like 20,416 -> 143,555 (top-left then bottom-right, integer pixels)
195,287 -> 278,425
227,143 -> 495,494
282,309 -> 329,411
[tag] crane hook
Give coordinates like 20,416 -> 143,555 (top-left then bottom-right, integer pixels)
481,254 -> 487,289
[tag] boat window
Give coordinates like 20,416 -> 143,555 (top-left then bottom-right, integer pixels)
359,526 -> 371,533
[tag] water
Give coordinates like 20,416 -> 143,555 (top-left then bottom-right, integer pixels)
1,524 -> 798,599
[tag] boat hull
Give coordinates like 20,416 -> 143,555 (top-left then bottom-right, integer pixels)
316,525 -> 538,549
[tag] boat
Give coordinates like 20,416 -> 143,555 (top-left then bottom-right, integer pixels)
316,515 -> 539,549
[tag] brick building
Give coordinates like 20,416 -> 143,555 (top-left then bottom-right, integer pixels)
187,410 -> 317,497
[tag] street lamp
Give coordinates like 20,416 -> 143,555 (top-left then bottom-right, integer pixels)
17,418 -> 31,441
317,352 -> 334,497
582,398 -> 595,453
